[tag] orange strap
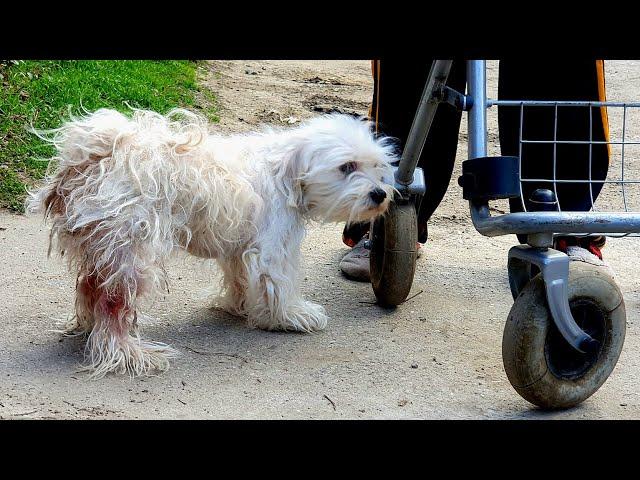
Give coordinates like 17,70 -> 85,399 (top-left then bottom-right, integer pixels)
596,60 -> 611,159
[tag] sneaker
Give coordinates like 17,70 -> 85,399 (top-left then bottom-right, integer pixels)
339,235 -> 371,282
339,233 -> 424,282
554,235 -> 614,276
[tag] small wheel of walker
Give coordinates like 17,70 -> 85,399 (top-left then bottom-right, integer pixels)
502,261 -> 626,409
370,200 -> 418,307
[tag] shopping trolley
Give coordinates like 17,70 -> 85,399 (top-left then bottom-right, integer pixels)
369,60 -> 636,409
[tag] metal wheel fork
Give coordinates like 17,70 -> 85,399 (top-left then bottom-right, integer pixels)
508,245 -> 601,354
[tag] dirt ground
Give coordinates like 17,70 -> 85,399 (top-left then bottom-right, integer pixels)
2,60 -> 640,419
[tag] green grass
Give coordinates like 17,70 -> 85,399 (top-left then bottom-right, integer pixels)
0,60 -> 218,212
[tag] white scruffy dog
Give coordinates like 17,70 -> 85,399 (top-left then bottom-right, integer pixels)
28,108 -> 396,377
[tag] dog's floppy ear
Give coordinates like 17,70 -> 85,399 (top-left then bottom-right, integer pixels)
273,141 -> 307,209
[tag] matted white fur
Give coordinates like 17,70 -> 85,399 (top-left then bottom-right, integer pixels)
28,108 -> 397,377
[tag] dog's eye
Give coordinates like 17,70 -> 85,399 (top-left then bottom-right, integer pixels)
339,162 -> 358,175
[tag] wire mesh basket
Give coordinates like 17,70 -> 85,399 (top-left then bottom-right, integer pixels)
483,99 -> 640,237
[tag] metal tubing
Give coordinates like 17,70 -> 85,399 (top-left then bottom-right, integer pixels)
395,60 -> 452,186
488,100 -> 640,108
521,140 -> 640,145
470,204 -> 640,236
467,60 -> 488,160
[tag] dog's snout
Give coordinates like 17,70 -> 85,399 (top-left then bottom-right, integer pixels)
369,188 -> 387,205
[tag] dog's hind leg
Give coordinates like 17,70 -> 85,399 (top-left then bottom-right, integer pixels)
59,273 -> 101,336
63,219 -> 178,378
75,266 -> 178,378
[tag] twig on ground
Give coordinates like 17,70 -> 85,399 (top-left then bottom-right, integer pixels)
184,346 -> 248,363
323,394 -> 337,411
184,346 -> 209,355
400,290 -> 424,304
13,409 -> 38,416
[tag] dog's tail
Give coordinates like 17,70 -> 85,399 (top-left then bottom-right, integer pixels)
26,107 -> 209,219
26,108 -> 136,218
26,107 -> 214,278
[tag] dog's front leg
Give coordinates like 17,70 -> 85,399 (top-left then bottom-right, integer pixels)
217,255 -> 250,317
243,219 -> 328,333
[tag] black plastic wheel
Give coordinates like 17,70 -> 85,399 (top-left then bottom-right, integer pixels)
502,261 -> 626,409
370,200 -> 418,307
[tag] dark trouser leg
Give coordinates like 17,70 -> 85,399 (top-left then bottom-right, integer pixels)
342,59 -> 466,246
498,60 -> 609,217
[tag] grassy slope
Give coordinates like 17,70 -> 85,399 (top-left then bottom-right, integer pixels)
0,60 -> 217,211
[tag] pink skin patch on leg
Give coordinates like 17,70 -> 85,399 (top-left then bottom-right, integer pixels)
97,289 -> 131,338
81,274 -> 132,338
78,275 -> 99,304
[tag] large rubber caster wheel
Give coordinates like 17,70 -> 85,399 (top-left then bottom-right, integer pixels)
370,200 -> 418,307
502,261 -> 626,409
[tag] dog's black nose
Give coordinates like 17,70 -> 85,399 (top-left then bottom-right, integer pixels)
369,188 -> 387,205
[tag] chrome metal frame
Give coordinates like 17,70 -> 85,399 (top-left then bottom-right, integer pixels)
390,59 -> 637,354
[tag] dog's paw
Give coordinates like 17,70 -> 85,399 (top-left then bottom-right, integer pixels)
250,301 -> 328,333
81,332 -> 179,378
290,301 -> 328,332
